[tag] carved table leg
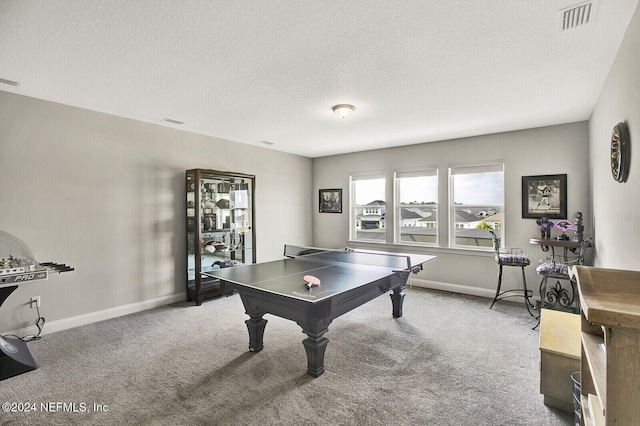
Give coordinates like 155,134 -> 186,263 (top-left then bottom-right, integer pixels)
245,315 -> 268,352
390,286 -> 406,318
301,329 -> 329,377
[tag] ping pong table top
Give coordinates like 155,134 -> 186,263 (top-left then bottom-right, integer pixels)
204,248 -> 435,303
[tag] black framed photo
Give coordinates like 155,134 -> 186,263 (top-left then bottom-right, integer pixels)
319,189 -> 342,213
522,174 -> 567,219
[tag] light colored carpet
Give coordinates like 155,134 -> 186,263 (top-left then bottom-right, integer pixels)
0,288 -> 573,425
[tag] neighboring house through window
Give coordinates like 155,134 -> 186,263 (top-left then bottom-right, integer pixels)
350,175 -> 386,242
449,163 -> 504,248
350,163 -> 503,249
394,169 -> 438,246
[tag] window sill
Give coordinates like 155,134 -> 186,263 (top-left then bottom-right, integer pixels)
346,240 -> 494,258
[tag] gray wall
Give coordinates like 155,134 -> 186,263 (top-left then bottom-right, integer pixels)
312,122 -> 591,297
0,91 -> 312,333
589,5 -> 640,271
3,6 -> 639,336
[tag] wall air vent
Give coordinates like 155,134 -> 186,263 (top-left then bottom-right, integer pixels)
161,118 -> 184,125
0,78 -> 19,86
560,1 -> 597,31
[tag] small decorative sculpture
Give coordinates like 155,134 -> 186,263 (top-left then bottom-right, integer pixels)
536,216 -> 553,239
554,220 -> 576,240
573,212 -> 584,242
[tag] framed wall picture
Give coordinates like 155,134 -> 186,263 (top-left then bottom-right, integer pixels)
522,174 -> 567,219
319,189 -> 342,213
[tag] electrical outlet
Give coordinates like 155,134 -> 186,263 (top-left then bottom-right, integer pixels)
30,296 -> 40,308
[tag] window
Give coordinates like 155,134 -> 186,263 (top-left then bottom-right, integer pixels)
449,163 -> 504,248
394,169 -> 438,245
350,164 -> 503,249
350,175 -> 386,242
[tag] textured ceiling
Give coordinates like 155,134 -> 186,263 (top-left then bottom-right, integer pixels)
1,1 -> 638,158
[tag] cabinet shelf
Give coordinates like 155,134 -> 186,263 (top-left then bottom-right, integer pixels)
581,331 -> 606,414
571,266 -> 640,425
186,169 -> 255,305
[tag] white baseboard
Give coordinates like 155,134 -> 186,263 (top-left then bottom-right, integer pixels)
6,279 -> 534,338
408,277 -> 497,299
6,292 -> 185,338
408,277 -> 541,305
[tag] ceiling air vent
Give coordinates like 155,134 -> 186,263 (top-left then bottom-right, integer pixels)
560,1 -> 597,31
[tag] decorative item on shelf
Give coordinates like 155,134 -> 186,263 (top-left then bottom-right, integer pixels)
204,239 -> 227,254
611,121 -> 631,183
203,215 -> 216,231
218,182 -> 230,193
536,216 -> 554,239
554,220 -> 576,241
211,259 -> 238,269
216,198 -> 230,209
573,212 -> 584,242
231,189 -> 249,209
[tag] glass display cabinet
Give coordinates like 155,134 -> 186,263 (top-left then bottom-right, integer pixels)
186,169 -> 255,305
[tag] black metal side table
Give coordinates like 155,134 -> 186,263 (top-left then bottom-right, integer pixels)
529,238 -> 591,314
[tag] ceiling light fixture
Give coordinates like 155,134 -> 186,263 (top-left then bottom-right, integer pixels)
332,104 -> 355,118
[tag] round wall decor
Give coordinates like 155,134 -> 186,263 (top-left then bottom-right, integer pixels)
611,122 -> 630,183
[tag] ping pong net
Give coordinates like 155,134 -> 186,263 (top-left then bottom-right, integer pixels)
283,245 -> 412,271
